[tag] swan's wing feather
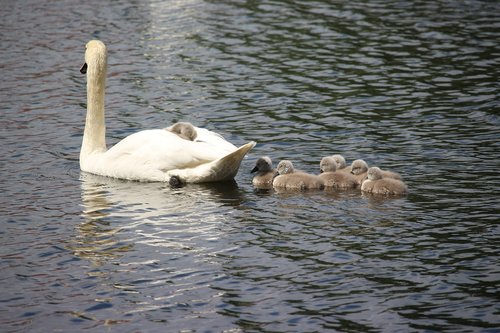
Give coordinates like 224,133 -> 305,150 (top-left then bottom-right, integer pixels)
105,129 -> 235,171
194,127 -> 238,152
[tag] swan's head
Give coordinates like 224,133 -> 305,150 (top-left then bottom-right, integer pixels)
350,159 -> 368,175
367,167 -> 383,181
320,157 -> 337,173
276,160 -> 295,175
330,154 -> 346,169
80,40 -> 107,78
251,156 -> 273,173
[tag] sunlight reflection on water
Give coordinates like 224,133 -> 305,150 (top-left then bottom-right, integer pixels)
0,0 -> 498,331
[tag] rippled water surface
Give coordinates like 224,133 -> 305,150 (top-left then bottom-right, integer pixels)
1,0 -> 499,332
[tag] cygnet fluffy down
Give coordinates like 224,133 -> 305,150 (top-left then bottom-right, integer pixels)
361,167 -> 408,195
273,160 -> 324,190
350,159 -> 369,185
350,159 -> 402,184
166,122 -> 197,141
250,156 -> 275,188
318,157 -> 358,189
330,154 -> 351,173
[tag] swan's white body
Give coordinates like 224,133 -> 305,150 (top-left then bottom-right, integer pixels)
80,40 -> 255,183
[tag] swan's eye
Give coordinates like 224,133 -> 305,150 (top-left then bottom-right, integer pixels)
80,63 -> 88,74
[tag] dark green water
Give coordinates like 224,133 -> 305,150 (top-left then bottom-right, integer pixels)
1,0 -> 499,332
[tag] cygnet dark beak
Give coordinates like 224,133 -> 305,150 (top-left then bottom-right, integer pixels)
250,166 -> 259,173
80,63 -> 88,74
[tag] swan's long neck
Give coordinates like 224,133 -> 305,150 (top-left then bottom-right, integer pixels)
80,49 -> 107,161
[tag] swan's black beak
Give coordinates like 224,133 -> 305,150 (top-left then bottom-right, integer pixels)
272,171 -> 279,180
319,169 -> 323,174
80,63 -> 88,74
250,166 -> 258,173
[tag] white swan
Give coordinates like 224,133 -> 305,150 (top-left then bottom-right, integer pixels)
79,40 -> 255,183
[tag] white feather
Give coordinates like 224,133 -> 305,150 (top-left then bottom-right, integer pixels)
79,40 -> 255,183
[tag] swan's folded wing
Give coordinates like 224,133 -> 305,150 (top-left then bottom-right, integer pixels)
105,129 -> 238,171
194,127 -> 238,152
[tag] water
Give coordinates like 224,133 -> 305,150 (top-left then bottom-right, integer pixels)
1,0 -> 499,332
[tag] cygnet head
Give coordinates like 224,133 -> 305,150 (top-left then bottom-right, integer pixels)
350,159 -> 369,175
81,40 -> 107,77
367,167 -> 383,181
320,157 -> 337,173
169,122 -> 197,141
251,156 -> 273,173
276,160 -> 295,175
331,154 -> 346,169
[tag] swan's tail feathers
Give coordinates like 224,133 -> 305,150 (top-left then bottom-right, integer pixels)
214,141 -> 256,181
169,141 -> 256,183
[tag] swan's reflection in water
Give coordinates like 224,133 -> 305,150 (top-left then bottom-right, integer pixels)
74,173 -> 245,266
71,177 -> 123,266
67,173 -> 247,323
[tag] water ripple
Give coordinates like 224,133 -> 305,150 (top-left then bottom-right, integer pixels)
1,0 -> 499,332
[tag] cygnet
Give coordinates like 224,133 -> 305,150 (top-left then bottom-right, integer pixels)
380,169 -> 402,180
166,122 -> 197,141
330,154 -> 351,173
350,159 -> 369,185
361,167 -> 408,195
350,159 -> 402,184
318,157 -> 358,189
250,156 -> 276,188
273,160 -> 324,190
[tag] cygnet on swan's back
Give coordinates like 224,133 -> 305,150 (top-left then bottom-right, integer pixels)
166,122 -> 197,141
361,167 -> 408,195
250,156 -> 275,188
318,157 -> 358,189
330,154 -> 351,173
273,160 -> 324,190
350,159 -> 369,185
